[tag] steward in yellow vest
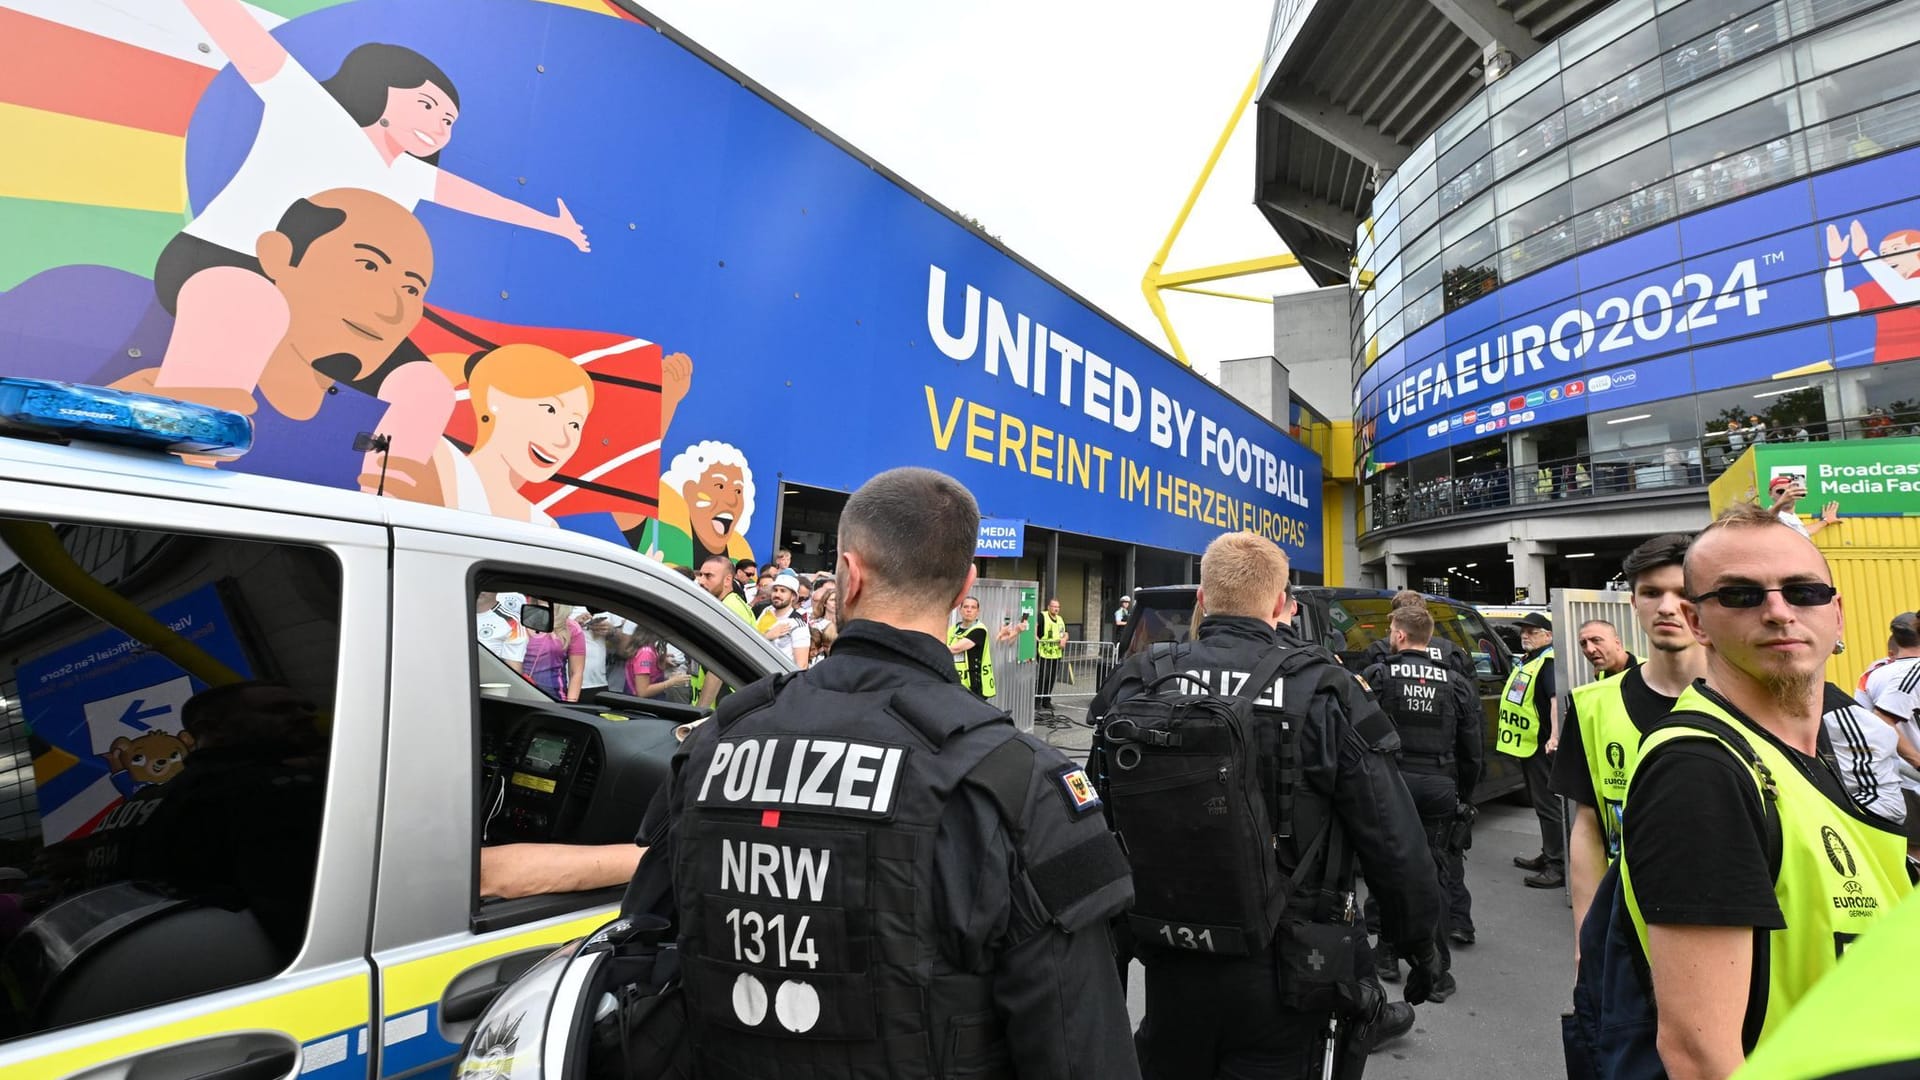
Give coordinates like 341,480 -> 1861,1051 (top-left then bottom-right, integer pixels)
1496,645 -> 1553,758
1620,684 -> 1912,1059
948,597 -> 995,698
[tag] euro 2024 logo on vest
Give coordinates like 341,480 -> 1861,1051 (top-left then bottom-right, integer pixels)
1820,824 -> 1857,879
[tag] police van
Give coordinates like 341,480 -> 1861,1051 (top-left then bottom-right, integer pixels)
0,381 -> 789,1079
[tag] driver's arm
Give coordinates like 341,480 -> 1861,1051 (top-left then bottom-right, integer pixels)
479,842 -> 644,900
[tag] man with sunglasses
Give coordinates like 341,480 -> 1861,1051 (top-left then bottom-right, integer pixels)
1615,503 -> 1913,1078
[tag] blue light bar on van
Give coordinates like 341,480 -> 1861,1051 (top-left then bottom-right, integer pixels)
0,378 -> 253,459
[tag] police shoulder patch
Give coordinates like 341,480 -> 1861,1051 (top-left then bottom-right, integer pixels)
1353,673 -> 1372,693
1053,764 -> 1102,816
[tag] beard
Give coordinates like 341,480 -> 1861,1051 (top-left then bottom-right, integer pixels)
1651,638 -> 1691,654
1760,668 -> 1819,712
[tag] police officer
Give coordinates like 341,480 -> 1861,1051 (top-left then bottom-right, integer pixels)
1496,612 -> 1564,888
628,467 -> 1139,1079
1360,590 -> 1476,681
1362,605 -> 1480,1000
1617,504 -> 1911,1074
1091,531 -> 1442,1079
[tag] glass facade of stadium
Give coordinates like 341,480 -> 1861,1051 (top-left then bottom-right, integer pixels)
1351,0 -> 1920,600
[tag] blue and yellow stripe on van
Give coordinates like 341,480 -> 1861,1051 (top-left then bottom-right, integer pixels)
378,908 -> 617,1078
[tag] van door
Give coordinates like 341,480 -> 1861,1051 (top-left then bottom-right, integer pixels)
0,491 -> 387,1080
371,528 -> 781,1078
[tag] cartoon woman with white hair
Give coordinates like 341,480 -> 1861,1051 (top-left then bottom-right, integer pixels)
639,441 -> 756,567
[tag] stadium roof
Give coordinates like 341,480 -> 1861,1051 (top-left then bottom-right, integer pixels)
1256,0 -> 1611,285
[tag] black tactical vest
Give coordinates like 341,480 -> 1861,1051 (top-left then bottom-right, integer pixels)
1377,653 -> 1461,771
670,673 -> 1025,1079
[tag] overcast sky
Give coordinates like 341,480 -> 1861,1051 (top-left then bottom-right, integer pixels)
638,0 -> 1327,383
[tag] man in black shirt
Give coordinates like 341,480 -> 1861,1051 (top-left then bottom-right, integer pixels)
1574,619 -> 1636,681
1551,535 -> 1704,961
1620,503 -> 1911,1076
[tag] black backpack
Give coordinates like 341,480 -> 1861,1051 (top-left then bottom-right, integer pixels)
1099,644 -> 1305,956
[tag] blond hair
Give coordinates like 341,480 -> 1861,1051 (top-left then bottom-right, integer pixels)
1199,531 -> 1290,618
468,344 -> 595,451
1390,606 -> 1434,645
1684,501 -> 1826,593
1391,589 -> 1425,610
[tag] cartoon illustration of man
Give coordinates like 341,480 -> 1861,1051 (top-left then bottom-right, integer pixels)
1825,219 -> 1920,363
0,188 -> 440,493
149,0 -> 591,481
641,441 -> 757,567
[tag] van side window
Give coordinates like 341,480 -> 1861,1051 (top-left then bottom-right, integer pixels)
468,576 -> 745,918
0,518 -> 341,1040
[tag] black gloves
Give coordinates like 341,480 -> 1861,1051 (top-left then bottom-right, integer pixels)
1400,939 -> 1443,1005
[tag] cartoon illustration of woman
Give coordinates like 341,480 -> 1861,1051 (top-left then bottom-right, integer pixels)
435,344 -> 595,526
152,0 -> 589,469
641,441 -> 757,567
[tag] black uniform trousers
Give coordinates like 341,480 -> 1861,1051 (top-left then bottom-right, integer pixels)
1136,944 -> 1373,1080
1036,654 -> 1059,710
1523,749 -> 1565,873
1363,769 -> 1460,972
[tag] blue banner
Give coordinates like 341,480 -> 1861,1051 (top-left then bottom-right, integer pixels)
15,584 -> 253,844
0,0 -> 1320,569
1358,143 -> 1920,467
976,518 -> 1027,558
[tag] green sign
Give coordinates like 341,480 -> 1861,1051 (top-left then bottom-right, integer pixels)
1754,438 -> 1920,517
1016,587 -> 1038,663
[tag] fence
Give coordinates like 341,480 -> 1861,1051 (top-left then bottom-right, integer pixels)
964,578 -> 1037,733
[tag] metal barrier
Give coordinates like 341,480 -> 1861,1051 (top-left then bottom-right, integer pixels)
1034,641 -> 1117,751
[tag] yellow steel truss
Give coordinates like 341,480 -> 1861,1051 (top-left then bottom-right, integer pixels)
1141,66 -> 1301,366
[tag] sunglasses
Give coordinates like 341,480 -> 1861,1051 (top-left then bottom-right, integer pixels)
1688,583 -> 1838,608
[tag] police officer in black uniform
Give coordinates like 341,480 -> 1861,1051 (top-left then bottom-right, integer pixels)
628,467 -> 1139,1080
1359,589 -> 1476,681
1361,606 -> 1481,1000
1091,532 -> 1443,1079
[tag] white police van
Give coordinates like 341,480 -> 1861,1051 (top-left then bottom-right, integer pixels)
0,380 -> 787,1080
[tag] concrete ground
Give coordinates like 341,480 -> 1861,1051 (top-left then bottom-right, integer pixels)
1032,707 -> 1573,1079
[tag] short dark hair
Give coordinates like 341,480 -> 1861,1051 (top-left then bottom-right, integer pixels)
1891,612 -> 1919,649
1390,606 -> 1434,645
180,680 -> 280,737
735,558 -> 757,573
839,467 -> 978,611
319,43 -> 460,164
673,565 -> 698,582
276,198 -> 349,266
1620,533 -> 1691,589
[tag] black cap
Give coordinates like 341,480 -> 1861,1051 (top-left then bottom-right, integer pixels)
1517,612 -> 1553,631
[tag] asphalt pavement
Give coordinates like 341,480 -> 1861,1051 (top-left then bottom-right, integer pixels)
1037,710 -> 1574,1078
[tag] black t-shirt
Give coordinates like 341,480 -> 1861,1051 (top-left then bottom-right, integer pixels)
1622,692 -> 1852,929
1551,665 -> 1678,805
959,624 -> 990,695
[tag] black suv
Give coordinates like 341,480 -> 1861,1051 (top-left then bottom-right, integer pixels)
1112,585 -> 1522,803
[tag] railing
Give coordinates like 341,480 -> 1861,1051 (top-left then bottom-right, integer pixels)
1360,407 -> 1919,534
